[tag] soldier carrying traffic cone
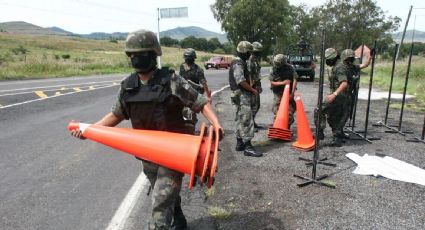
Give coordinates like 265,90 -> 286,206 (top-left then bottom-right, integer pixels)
69,29 -> 223,230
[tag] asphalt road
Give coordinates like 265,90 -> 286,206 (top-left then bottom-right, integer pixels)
0,67 -> 270,230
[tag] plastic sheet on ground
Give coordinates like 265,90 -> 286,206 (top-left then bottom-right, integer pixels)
346,153 -> 425,186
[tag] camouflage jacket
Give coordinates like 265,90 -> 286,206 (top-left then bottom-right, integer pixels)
328,60 -> 349,96
247,55 -> 261,86
269,64 -> 298,94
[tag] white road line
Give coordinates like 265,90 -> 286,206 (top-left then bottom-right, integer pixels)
0,80 -> 119,93
105,171 -> 148,230
0,74 -> 124,86
0,84 -> 117,109
0,83 -> 113,97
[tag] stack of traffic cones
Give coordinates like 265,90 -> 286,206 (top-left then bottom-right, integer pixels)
268,84 -> 292,141
67,121 -> 219,189
292,94 -> 315,151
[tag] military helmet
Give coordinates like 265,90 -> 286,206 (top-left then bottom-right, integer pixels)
183,48 -> 197,59
252,42 -> 263,52
273,54 -> 287,67
324,48 -> 338,60
236,41 -> 253,53
341,49 -> 355,61
125,29 -> 162,56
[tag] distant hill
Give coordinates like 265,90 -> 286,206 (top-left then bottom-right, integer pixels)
392,30 -> 425,43
0,21 -> 65,35
160,26 -> 228,43
80,32 -> 128,40
0,21 -> 228,43
46,26 -> 74,35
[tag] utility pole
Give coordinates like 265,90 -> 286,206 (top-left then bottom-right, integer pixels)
157,8 -> 161,68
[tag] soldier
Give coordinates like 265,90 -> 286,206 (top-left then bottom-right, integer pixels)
179,48 -> 211,133
248,41 -> 263,130
69,29 -> 223,230
229,41 -> 262,157
269,54 -> 298,128
339,48 -> 372,128
316,48 -> 349,147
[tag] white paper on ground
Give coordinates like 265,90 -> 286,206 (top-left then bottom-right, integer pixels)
346,153 -> 425,186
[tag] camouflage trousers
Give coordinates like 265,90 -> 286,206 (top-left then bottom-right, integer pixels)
142,160 -> 184,230
316,95 -> 350,136
342,94 -> 354,126
231,90 -> 254,142
251,86 -> 261,119
272,93 -> 296,127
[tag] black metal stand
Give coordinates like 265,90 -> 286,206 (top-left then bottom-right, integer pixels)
299,157 -> 337,167
385,43 -> 415,136
348,45 -> 364,128
346,41 -> 380,142
294,31 -> 336,188
374,44 -> 398,129
406,114 -> 425,144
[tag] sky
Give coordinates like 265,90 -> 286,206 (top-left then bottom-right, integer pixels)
0,0 -> 425,34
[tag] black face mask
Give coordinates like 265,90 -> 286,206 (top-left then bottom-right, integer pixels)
238,52 -> 251,61
185,58 -> 195,65
130,52 -> 157,73
326,58 -> 337,66
345,57 -> 355,65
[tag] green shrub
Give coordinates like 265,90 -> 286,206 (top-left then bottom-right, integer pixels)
200,55 -> 213,62
61,54 -> 71,60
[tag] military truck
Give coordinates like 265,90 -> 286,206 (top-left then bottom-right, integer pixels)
286,38 -> 316,81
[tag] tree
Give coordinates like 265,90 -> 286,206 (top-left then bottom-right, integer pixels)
160,36 -> 179,47
211,0 -> 293,55
311,0 -> 400,50
207,37 -> 222,52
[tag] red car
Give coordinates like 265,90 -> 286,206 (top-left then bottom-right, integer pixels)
204,56 -> 232,69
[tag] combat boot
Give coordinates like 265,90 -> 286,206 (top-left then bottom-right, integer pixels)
329,137 -> 342,147
235,138 -> 245,151
338,129 -> 350,139
171,206 -> 188,230
243,141 -> 263,157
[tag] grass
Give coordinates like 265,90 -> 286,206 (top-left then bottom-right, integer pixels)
208,206 -> 232,219
360,56 -> 425,109
0,33 -> 223,80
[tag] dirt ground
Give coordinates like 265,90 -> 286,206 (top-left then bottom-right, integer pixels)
181,78 -> 425,230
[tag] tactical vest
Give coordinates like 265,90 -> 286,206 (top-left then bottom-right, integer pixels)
180,63 -> 204,93
271,65 -> 295,94
346,64 -> 360,93
229,58 -> 250,91
120,68 -> 185,133
180,63 -> 201,84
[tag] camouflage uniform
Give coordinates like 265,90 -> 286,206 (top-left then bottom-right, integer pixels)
112,71 -> 207,230
114,30 -> 208,230
179,54 -> 208,133
341,49 -> 360,126
247,42 -> 263,121
229,41 -> 262,157
269,60 -> 298,126
230,57 -> 254,142
318,59 -> 350,137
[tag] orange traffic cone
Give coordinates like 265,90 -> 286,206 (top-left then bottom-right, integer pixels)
68,121 -> 219,189
268,84 -> 292,141
292,94 -> 315,151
